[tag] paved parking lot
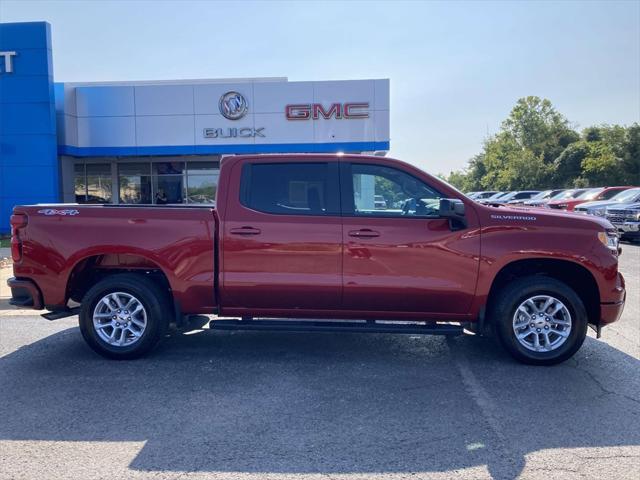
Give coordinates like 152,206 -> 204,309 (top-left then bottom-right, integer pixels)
0,245 -> 638,480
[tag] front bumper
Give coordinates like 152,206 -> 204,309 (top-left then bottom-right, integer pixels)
600,301 -> 625,326
600,272 -> 625,326
613,221 -> 640,233
6,277 -> 43,310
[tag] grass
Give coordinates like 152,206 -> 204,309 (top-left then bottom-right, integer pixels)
0,238 -> 10,248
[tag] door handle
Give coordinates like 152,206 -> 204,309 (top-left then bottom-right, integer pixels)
348,229 -> 380,238
230,226 -> 262,235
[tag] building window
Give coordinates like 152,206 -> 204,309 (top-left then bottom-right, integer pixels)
152,162 -> 184,204
74,164 -> 86,202
74,163 -> 112,203
186,162 -> 218,204
73,157 -> 219,205
119,163 -> 151,204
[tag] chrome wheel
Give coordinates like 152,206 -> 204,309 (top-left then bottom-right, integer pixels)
92,292 -> 147,347
512,295 -> 572,352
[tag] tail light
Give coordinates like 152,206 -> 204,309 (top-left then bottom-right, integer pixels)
10,213 -> 28,262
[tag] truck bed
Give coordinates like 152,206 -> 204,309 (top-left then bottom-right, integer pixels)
11,204 -> 218,313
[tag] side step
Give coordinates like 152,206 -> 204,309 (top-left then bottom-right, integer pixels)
41,307 -> 80,321
209,319 -> 464,336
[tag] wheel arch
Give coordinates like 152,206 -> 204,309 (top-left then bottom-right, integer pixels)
486,258 -> 600,328
66,253 -> 174,308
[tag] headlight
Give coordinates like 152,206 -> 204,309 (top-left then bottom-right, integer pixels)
593,208 -> 606,217
598,230 -> 619,254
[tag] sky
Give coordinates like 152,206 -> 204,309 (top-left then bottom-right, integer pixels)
1,0 -> 638,175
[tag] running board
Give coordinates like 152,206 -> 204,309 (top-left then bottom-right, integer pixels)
41,307 -> 80,321
209,319 -> 464,336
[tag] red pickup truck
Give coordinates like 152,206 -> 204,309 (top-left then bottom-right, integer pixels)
7,154 -> 625,365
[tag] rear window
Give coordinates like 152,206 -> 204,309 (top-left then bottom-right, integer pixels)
240,162 -> 339,216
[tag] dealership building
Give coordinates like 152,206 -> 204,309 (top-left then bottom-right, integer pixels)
0,21 -> 390,233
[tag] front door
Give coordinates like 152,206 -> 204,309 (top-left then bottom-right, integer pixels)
221,160 -> 342,313
340,161 -> 480,317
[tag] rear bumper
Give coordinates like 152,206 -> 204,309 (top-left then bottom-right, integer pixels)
6,277 -> 43,310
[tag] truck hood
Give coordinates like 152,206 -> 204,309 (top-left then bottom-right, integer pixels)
485,204 -> 613,230
607,202 -> 640,211
576,199 -> 624,210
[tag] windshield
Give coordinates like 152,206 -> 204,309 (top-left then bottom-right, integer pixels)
551,190 -> 574,200
488,191 -> 507,200
611,188 -> 640,202
498,191 -> 517,200
577,188 -> 603,200
531,190 -> 551,200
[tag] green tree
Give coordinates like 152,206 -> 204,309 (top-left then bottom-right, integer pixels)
552,142 -> 589,187
444,99 -> 637,192
621,124 -> 640,184
501,96 -> 579,163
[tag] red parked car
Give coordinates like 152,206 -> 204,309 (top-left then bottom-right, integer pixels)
547,186 -> 632,211
7,154 -> 625,365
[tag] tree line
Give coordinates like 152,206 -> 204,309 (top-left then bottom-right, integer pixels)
443,96 -> 640,192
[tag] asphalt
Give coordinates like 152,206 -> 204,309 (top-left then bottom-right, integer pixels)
0,244 -> 638,480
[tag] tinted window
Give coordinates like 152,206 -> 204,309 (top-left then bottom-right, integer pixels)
347,164 -> 442,217
514,191 -> 538,199
241,162 -> 339,215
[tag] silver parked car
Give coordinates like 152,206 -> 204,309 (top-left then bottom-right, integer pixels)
487,190 -> 540,205
575,187 -> 640,216
512,189 -> 565,207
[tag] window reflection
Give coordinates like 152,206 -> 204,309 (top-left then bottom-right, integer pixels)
74,164 -> 86,202
153,175 -> 184,204
75,163 -> 111,203
74,158 -> 219,205
119,163 -> 151,204
186,174 -> 217,204
86,164 -> 112,203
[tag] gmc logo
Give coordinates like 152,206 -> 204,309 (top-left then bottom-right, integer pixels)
285,102 -> 369,120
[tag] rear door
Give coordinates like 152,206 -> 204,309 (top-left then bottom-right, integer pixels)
221,159 -> 342,312
340,160 -> 480,317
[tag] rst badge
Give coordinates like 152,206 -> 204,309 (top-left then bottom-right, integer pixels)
285,102 -> 369,120
37,208 -> 80,216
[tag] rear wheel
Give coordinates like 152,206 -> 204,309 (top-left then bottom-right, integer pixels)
79,274 -> 171,359
491,276 -> 588,365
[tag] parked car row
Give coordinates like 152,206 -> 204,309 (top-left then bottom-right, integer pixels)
467,186 -> 640,242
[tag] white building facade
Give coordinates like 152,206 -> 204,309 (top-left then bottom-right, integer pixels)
57,77 -> 390,205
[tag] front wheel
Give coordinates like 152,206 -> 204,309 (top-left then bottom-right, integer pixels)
79,273 -> 171,359
491,276 -> 588,365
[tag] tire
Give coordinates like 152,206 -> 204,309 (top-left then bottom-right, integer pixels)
490,276 -> 588,365
79,273 -> 172,359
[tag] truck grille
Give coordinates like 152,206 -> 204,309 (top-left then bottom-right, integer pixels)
606,209 -> 635,223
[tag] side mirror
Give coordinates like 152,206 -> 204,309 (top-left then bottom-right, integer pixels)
439,198 -> 467,230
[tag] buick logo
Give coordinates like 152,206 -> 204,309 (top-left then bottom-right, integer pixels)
219,91 -> 248,120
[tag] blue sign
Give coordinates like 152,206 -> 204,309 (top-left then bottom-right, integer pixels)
0,22 -> 58,234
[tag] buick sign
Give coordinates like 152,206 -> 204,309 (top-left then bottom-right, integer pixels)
219,91 -> 248,120
203,127 -> 265,138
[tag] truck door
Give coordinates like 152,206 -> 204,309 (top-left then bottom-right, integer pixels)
221,160 -> 342,313
340,160 -> 480,317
